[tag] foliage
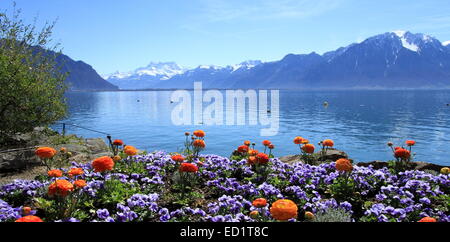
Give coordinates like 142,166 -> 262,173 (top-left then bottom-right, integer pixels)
0,4 -> 67,144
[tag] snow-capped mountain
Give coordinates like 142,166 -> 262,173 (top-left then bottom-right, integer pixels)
104,62 -> 188,89
224,31 -> 450,89
105,60 -> 262,89
106,31 -> 450,90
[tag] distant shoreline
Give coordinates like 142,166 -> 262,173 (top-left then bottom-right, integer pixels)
68,87 -> 450,93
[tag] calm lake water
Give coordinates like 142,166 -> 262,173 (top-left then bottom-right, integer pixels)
54,90 -> 450,166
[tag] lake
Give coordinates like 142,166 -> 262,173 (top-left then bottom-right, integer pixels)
53,90 -> 450,166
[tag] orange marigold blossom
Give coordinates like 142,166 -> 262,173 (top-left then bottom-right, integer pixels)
394,148 -> 410,159
35,147 -> 57,159
244,140 -> 251,146
301,139 -> 309,144
74,180 -> 87,189
418,217 -> 437,222
171,154 -> 185,162
262,140 -> 271,146
247,156 -> 257,165
441,167 -> 450,175
113,139 -> 124,146
113,155 -> 122,162
92,156 -> 115,173
179,163 -> 199,173
293,136 -> 304,145
249,210 -> 259,219
68,168 -> 84,176
305,211 -> 315,220
335,158 -> 353,172
248,149 -> 259,156
270,199 -> 298,221
124,145 -> 138,156
302,144 -> 315,154
15,216 -> 43,222
268,144 -> 275,149
193,130 -> 206,138
47,169 -> 63,178
252,198 -> 268,208
237,145 -> 249,153
193,139 -> 206,148
48,179 -> 74,197
22,207 -> 32,215
405,140 -> 416,146
256,153 -> 269,165
322,139 -> 334,147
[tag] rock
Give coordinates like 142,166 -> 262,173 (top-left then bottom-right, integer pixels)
0,149 -> 40,172
279,149 -> 349,165
86,138 -> 110,154
321,148 -> 348,161
279,154 -> 303,165
0,129 -> 111,173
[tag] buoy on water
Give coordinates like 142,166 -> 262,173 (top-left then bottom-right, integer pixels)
323,101 -> 329,107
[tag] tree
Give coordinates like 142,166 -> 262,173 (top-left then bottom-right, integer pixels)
0,5 -> 67,145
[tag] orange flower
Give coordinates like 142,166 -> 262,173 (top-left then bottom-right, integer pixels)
193,130 -> 206,138
22,207 -> 32,215
193,139 -> 206,148
47,169 -> 63,178
301,139 -> 309,144
171,154 -> 185,162
293,136 -> 304,145
73,180 -> 87,189
270,199 -> 298,221
249,210 -> 259,219
405,140 -> 416,146
256,153 -> 269,165
322,139 -> 334,147
441,167 -> 450,175
268,144 -> 275,149
305,211 -> 315,220
68,168 -> 84,176
179,163 -> 199,173
252,198 -> 268,208
35,147 -> 57,159
92,156 -> 115,173
244,140 -> 251,146
301,144 -> 315,154
237,145 -> 249,153
113,155 -> 122,162
248,149 -> 259,156
113,139 -> 124,146
247,156 -> 257,165
185,132 -> 190,136
394,148 -> 411,159
60,147 -> 67,153
15,215 -> 43,222
48,179 -> 74,197
262,140 -> 271,146
335,158 -> 353,172
124,145 -> 138,156
418,217 -> 437,222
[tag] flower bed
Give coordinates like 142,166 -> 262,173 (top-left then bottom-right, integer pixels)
1,151 -> 449,222
0,133 -> 449,222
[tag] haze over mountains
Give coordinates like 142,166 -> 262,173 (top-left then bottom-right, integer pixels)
102,31 -> 450,90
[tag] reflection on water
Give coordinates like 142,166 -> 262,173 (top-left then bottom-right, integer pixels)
54,90 -> 450,166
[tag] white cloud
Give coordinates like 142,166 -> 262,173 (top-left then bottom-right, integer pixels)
198,0 -> 344,22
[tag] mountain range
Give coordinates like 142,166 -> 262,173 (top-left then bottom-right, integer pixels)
103,31 -> 450,90
55,52 -> 118,91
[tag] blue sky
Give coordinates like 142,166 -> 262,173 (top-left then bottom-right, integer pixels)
1,0 -> 450,75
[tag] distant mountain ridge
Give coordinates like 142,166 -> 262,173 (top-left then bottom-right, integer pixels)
105,31 -> 450,89
55,52 -> 118,91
